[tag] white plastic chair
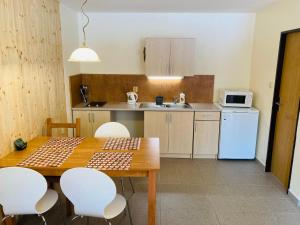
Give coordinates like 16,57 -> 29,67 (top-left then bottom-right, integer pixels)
94,122 -> 135,194
0,167 -> 58,225
94,122 -> 130,138
60,168 -> 130,225
94,122 -> 135,225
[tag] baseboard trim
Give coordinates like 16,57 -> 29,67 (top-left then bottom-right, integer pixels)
288,190 -> 300,207
160,153 -> 191,159
256,159 -> 266,171
193,154 -> 217,159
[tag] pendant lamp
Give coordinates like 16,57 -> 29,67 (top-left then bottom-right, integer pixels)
68,0 -> 100,62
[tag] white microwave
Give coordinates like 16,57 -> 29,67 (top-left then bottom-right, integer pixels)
219,90 -> 253,108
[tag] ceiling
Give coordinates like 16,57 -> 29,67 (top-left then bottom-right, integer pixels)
61,0 -> 278,13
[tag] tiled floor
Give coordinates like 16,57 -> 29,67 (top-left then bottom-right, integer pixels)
18,159 -> 300,225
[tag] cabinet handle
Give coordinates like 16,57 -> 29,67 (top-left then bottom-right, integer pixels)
92,113 -> 95,123
88,113 -> 91,123
143,47 -> 146,61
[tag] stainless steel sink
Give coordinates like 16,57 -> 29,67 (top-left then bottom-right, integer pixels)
164,103 -> 192,109
139,102 -> 192,109
139,103 -> 165,108
85,101 -> 106,108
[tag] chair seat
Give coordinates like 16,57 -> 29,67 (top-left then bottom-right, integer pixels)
104,194 -> 126,220
36,189 -> 58,214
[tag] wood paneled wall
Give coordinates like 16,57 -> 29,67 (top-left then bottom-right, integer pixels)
0,0 -> 66,157
70,74 -> 214,106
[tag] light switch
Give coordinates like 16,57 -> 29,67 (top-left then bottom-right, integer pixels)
133,86 -> 138,93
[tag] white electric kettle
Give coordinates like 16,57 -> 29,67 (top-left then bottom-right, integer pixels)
127,92 -> 138,104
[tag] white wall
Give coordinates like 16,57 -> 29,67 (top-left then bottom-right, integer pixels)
250,0 -> 300,164
78,13 -> 256,100
250,0 -> 300,200
60,4 -> 81,123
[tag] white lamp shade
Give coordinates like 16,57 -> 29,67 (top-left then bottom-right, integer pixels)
68,47 -> 101,62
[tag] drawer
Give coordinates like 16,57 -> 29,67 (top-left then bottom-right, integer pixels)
195,112 -> 220,121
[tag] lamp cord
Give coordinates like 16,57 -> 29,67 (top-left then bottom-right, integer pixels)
81,0 -> 89,46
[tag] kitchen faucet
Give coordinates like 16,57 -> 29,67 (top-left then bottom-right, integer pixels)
173,95 -> 180,104
174,92 -> 186,104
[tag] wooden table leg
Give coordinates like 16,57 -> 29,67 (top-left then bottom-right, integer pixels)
0,207 -> 16,225
148,170 -> 156,225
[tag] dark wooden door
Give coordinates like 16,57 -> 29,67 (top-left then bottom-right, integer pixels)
271,32 -> 300,189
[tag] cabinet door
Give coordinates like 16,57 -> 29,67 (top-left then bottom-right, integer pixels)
170,38 -> 195,76
168,112 -> 194,154
194,121 -> 220,156
144,111 -> 169,154
91,111 -> 111,136
73,110 -> 92,137
145,38 -> 171,76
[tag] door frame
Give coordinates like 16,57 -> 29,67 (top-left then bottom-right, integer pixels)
265,28 -> 300,188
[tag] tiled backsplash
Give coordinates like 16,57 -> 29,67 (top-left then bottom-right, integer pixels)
70,74 -> 214,106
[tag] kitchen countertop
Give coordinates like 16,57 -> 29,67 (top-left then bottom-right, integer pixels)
72,102 -> 220,112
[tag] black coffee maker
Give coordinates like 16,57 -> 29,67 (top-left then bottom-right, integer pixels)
80,85 -> 88,103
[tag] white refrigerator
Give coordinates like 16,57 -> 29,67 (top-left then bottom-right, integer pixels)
218,107 -> 259,159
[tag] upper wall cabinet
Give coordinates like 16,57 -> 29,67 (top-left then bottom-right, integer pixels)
145,38 -> 170,76
170,39 -> 196,77
144,38 -> 196,77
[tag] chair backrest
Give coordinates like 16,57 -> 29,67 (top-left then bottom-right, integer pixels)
94,122 -> 130,138
60,168 -> 116,218
47,118 -> 81,137
0,167 -> 47,215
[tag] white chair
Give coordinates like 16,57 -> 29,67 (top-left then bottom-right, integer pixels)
0,167 -> 58,225
94,122 -> 135,194
60,168 -> 131,225
94,122 -> 130,138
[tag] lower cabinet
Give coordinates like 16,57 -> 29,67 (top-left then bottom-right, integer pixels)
72,110 -> 111,137
144,111 -> 169,154
144,111 -> 194,158
72,109 -> 220,158
168,112 -> 194,155
193,112 -> 220,158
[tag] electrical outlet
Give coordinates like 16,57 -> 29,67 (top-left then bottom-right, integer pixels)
133,86 -> 138,93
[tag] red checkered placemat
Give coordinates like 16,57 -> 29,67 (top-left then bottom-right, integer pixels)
102,138 -> 141,150
87,152 -> 133,170
18,137 -> 85,167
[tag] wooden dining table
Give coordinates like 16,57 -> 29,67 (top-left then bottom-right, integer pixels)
0,136 -> 160,225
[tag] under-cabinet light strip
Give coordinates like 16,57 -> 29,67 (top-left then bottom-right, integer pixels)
147,76 -> 183,80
